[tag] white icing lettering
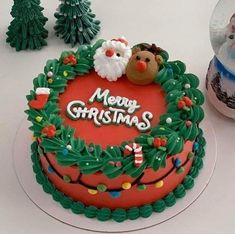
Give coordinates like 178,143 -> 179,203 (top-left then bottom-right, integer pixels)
66,88 -> 153,132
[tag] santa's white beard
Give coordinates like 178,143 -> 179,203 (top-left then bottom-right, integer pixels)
94,50 -> 129,81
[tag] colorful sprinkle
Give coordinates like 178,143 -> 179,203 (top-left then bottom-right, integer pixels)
62,148 -> 69,156
109,191 -> 121,198
193,142 -> 199,151
184,83 -> 191,89
188,152 -> 195,159
32,136 -> 37,142
122,182 -> 132,190
137,184 -> 146,191
88,189 -> 98,195
66,145 -> 72,150
88,146 -> 94,153
174,158 -> 182,168
166,117 -> 172,124
108,161 -> 115,166
185,120 -> 192,127
155,180 -> 164,188
176,167 -> 185,174
47,71 -> 53,78
115,161 -> 122,167
97,184 -> 107,192
35,116 -> 43,122
48,78 -> 53,84
63,71 -> 68,77
47,166 -> 54,173
63,175 -> 71,183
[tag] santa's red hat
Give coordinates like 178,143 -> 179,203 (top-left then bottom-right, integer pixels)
112,37 -> 128,46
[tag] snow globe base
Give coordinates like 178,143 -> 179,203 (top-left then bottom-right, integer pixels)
206,56 -> 235,120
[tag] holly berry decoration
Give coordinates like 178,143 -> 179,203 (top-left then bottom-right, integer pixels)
28,88 -> 50,110
123,143 -> 144,167
153,137 -> 167,150
177,96 -> 193,110
63,54 -> 77,65
42,125 -> 56,138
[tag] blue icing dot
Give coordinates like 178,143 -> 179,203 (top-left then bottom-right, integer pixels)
174,158 -> 181,168
47,166 -> 54,173
63,148 -> 69,156
109,191 -> 121,198
193,142 -> 199,151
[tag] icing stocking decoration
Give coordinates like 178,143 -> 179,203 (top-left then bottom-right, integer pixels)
29,88 -> 50,110
124,143 -> 143,167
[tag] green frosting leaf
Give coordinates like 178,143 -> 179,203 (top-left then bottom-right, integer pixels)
33,74 -> 48,88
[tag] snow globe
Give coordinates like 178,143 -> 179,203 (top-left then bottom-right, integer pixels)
206,0 -> 235,119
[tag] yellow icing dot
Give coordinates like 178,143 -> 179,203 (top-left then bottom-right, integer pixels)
63,71 -> 68,77
155,180 -> 164,188
32,136 -> 37,142
159,127 -> 165,130
48,78 -> 53,84
35,116 -> 43,122
88,189 -> 98,195
122,182 -> 132,190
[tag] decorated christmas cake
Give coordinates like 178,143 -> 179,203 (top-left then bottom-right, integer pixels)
26,37 -> 206,222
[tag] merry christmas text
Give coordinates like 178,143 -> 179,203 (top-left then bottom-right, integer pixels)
66,88 -> 153,132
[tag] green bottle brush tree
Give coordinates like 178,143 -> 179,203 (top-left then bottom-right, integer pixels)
54,0 -> 101,47
6,0 -> 48,51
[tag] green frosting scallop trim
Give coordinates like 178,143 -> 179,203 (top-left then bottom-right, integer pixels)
26,40 -> 205,179
31,128 -> 206,222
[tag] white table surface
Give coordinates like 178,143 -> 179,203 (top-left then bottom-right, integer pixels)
1,0 -> 235,233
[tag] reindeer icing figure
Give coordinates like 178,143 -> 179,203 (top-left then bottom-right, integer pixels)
206,13 -> 235,119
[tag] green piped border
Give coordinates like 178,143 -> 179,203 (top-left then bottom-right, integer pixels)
31,128 -> 205,222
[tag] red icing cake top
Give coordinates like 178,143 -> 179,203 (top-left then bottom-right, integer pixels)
59,71 -> 166,148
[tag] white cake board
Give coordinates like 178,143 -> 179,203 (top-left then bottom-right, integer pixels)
13,117 -> 217,233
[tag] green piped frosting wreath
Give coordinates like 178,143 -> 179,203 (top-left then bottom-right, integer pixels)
26,39 -> 204,180
31,129 -> 206,222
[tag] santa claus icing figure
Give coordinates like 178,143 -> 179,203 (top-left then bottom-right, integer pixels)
94,37 -> 132,81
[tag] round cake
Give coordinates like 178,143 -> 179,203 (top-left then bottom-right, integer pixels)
26,38 -> 206,222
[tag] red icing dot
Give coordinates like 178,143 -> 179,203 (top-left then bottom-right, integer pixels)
178,100 -> 186,109
153,137 -> 162,148
161,138 -> 167,146
63,57 -> 70,65
186,120 -> 192,127
136,60 -> 147,72
183,97 -> 193,107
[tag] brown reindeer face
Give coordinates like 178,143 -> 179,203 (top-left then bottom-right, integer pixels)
126,50 -> 163,85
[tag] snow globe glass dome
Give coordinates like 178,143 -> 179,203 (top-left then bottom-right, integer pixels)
206,0 -> 235,119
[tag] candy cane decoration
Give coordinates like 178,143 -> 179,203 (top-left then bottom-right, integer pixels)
124,143 -> 143,167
